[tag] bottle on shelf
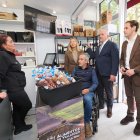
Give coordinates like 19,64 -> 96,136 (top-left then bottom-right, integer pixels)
79,41 -> 83,50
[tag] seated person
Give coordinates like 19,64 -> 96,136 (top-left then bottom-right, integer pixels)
72,53 -> 98,138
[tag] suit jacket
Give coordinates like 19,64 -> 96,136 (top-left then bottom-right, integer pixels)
96,40 -> 119,76
64,50 -> 83,74
120,35 -> 140,86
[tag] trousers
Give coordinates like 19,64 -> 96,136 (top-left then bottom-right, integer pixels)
83,92 -> 94,123
8,89 -> 32,128
124,75 -> 140,123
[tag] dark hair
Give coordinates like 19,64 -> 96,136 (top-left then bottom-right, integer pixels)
126,20 -> 139,32
0,34 -> 8,48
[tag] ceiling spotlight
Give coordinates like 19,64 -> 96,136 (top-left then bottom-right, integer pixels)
53,10 -> 56,14
2,0 -> 7,7
92,0 -> 97,3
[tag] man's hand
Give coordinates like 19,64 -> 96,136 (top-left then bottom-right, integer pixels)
120,67 -> 126,75
125,69 -> 135,77
0,92 -> 7,99
82,89 -> 89,95
109,75 -> 116,82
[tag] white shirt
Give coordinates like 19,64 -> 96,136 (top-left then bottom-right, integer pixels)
99,39 -> 108,54
125,34 -> 137,69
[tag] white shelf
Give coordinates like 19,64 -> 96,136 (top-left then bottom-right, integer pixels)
22,66 -> 36,69
16,56 -> 35,58
0,19 -> 24,25
15,42 -> 35,45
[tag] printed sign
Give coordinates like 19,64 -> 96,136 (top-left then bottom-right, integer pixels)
36,97 -> 85,140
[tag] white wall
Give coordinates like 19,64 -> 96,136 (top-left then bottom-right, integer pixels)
78,5 -> 97,21
0,7 -> 57,64
35,32 -> 55,65
76,5 -> 97,27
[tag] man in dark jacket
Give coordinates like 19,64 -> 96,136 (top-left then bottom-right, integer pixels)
0,35 -> 32,135
72,53 -> 98,138
87,29 -> 119,118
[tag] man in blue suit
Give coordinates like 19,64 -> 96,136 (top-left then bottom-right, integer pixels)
86,29 -> 119,118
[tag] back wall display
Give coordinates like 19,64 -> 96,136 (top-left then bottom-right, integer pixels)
24,5 -> 57,34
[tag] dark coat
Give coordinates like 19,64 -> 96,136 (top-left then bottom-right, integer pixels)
87,40 -> 119,76
72,66 -> 98,92
64,50 -> 83,74
0,48 -> 26,92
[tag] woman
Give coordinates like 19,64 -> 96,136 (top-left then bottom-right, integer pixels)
0,92 -> 7,99
0,35 -> 32,135
64,37 -> 83,74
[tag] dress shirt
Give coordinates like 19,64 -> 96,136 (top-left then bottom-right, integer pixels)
125,34 -> 137,69
99,39 -> 109,54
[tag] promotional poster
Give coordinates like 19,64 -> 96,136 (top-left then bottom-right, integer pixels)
36,97 -> 85,140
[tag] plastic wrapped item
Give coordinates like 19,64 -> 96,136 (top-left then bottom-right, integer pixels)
32,66 -> 75,89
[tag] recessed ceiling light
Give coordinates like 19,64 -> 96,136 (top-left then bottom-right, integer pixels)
2,0 -> 7,7
92,0 -> 97,3
53,10 -> 56,14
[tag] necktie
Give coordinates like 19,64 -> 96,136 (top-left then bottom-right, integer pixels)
99,44 -> 103,54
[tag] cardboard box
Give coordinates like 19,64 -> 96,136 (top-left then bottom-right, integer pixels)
79,32 -> 84,37
73,25 -> 83,32
84,29 -> 93,37
55,19 -> 72,36
96,21 -> 101,29
73,32 -> 79,36
26,59 -> 35,66
26,51 -> 35,57
73,25 -> 79,32
55,19 -> 63,35
36,97 -> 85,140
62,20 -> 72,36
79,25 -> 83,32
93,30 -> 97,37
101,10 -> 112,26
0,12 -> 17,20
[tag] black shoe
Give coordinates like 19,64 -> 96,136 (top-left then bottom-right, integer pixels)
134,123 -> 140,136
14,124 -> 32,135
120,116 -> 134,125
14,128 -> 23,135
99,105 -> 104,110
107,108 -> 112,118
23,124 -> 32,131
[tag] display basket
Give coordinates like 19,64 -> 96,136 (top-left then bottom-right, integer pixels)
38,80 -> 82,107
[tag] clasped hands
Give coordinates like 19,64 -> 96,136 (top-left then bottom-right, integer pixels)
120,67 -> 135,77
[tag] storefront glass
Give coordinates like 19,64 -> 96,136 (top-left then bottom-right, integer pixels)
127,3 -> 140,33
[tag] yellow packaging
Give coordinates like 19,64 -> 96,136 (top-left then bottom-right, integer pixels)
0,12 -> 17,20
101,10 -> 112,26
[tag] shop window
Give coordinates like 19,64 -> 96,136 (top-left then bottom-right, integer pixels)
100,0 -> 119,24
100,0 -> 108,14
127,3 -> 140,33
84,20 -> 96,28
109,0 -> 119,16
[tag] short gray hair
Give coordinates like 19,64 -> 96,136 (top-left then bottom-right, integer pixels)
79,53 -> 90,62
99,28 -> 109,36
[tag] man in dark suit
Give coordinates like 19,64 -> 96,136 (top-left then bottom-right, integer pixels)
86,29 -> 119,118
120,20 -> 140,136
